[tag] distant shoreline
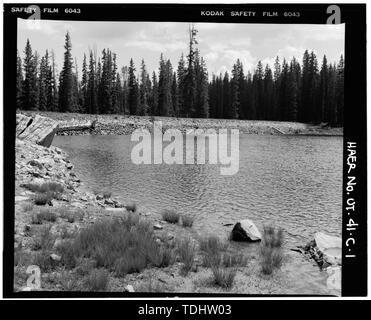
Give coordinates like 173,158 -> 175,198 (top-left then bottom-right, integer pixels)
20,111 -> 343,137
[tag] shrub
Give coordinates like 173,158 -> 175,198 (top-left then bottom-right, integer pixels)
181,215 -> 194,228
34,192 -> 54,206
176,237 -> 195,276
221,253 -> 247,268
125,202 -> 137,213
24,182 -> 64,194
199,235 -> 227,267
84,269 -> 109,291
161,209 -> 180,224
14,248 -> 33,267
31,225 -> 55,251
211,266 -> 237,289
31,213 -> 43,225
32,250 -> 55,272
262,226 -> 284,248
56,240 -> 77,269
22,202 -> 34,212
61,215 -> 174,276
103,191 -> 112,199
137,279 -> 165,293
260,226 -> 284,275
37,208 -> 57,222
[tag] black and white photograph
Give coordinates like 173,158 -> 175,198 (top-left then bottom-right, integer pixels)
2,3 -> 367,300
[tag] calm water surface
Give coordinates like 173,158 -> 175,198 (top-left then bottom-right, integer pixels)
53,134 -> 342,249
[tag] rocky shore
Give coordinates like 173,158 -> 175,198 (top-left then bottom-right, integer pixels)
13,113 -> 341,295
19,111 -> 343,137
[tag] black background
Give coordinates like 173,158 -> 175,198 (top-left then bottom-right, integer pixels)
3,3 -> 367,299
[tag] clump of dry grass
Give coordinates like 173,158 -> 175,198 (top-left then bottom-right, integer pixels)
181,215 -> 194,228
161,209 -> 180,224
211,266 -> 237,289
176,237 -> 195,276
260,226 -> 284,275
57,214 -> 176,277
84,269 -> 109,291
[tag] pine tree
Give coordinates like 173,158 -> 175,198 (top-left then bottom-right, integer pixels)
16,50 -> 23,109
335,55 -> 344,126
128,58 -> 139,115
87,51 -> 97,114
139,59 -> 150,115
81,53 -> 88,113
150,71 -> 159,116
21,39 -> 38,110
59,32 -> 75,112
177,53 -> 186,116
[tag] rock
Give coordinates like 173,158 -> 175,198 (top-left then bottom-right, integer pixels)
314,232 -> 342,265
230,219 -> 262,242
153,223 -> 163,230
104,198 -> 114,205
105,208 -> 126,214
15,196 -> 30,202
50,254 -> 61,262
27,159 -> 43,170
17,114 -> 59,147
96,194 -> 104,201
21,286 -> 32,292
125,285 -> 135,293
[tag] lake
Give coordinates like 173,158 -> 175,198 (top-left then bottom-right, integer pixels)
53,133 -> 343,249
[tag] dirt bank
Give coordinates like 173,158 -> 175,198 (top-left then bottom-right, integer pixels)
20,111 -> 343,136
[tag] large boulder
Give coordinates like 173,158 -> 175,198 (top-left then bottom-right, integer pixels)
17,114 -> 59,147
314,232 -> 342,266
230,219 -> 262,242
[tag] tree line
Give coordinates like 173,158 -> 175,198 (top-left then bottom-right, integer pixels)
17,26 -> 344,126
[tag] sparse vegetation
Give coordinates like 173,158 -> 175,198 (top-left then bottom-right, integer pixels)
22,202 -> 34,212
56,215 -> 175,276
36,208 -> 57,222
222,252 -> 247,268
211,266 -> 237,289
102,191 -> 112,199
24,182 -> 64,194
34,192 -> 54,205
85,268 -> 109,291
137,279 -> 166,293
199,235 -> 227,267
181,215 -> 194,228
31,225 -> 55,251
260,226 -> 284,275
176,237 -> 195,276
125,202 -> 137,213
161,209 -> 180,224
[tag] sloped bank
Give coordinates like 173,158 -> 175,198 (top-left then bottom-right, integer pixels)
19,111 -> 344,136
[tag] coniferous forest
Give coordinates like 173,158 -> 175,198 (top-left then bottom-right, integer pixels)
17,26 -> 344,126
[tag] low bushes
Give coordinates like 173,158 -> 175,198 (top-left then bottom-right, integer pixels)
161,209 -> 180,224
211,266 -> 237,289
181,215 -> 194,228
56,214 -> 176,277
259,226 -> 284,275
176,237 -> 195,276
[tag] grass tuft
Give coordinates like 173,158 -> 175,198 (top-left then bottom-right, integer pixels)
84,269 -> 109,291
211,266 -> 237,289
56,215 -> 175,277
181,215 -> 194,228
260,226 -> 284,275
161,209 -> 180,224
176,237 -> 195,276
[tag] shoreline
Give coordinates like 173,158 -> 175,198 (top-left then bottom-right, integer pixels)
20,111 -> 344,137
14,123 -> 339,295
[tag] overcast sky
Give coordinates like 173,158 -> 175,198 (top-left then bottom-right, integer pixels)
18,19 -> 344,78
